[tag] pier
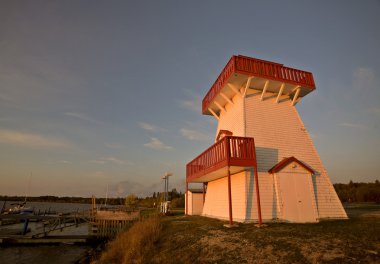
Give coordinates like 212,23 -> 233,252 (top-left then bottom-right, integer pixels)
0,206 -> 140,244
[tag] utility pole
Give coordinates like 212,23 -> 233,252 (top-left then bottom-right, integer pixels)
161,172 -> 173,201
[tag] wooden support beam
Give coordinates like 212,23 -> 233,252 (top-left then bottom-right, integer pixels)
276,83 -> 285,103
214,101 -> 225,112
203,183 -> 206,204
292,86 -> 301,106
254,167 -> 263,226
185,182 -> 188,215
260,80 -> 269,101
208,108 -> 220,121
220,92 -> 234,105
243,76 -> 254,96
227,167 -> 233,226
227,83 -> 242,97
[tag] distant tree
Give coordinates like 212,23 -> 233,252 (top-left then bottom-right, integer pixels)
170,188 -> 180,199
334,181 -> 380,203
171,197 -> 185,208
125,194 -> 138,208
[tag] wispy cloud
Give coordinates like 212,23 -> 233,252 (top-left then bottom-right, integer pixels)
179,99 -> 200,112
144,137 -> 173,150
0,93 -> 14,103
104,157 -> 132,165
178,90 -> 201,113
351,67 -> 379,104
105,143 -> 124,149
353,67 -> 376,90
138,122 -> 166,132
369,107 -> 380,117
89,159 -> 106,164
338,122 -> 368,130
64,112 -> 103,125
91,171 -> 107,179
59,160 -> 72,164
180,128 -> 210,141
89,156 -> 132,165
0,129 -> 71,148
111,180 -> 145,196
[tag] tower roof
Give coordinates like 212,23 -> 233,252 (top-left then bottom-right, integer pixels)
202,55 -> 316,115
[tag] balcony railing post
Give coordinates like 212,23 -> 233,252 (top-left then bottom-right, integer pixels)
226,136 -> 230,164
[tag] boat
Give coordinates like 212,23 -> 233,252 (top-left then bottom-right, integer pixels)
6,201 -> 33,215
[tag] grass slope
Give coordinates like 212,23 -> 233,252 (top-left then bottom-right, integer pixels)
98,205 -> 380,264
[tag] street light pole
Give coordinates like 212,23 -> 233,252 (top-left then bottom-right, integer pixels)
162,172 -> 173,202
161,176 -> 167,201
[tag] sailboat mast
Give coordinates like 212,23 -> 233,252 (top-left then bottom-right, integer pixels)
24,172 -> 32,204
105,184 -> 109,207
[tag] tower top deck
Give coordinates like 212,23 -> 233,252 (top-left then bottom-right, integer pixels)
202,55 -> 316,115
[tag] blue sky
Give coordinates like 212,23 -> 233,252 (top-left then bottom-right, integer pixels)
0,0 -> 379,197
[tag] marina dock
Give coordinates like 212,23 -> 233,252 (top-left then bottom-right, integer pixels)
0,207 -> 140,244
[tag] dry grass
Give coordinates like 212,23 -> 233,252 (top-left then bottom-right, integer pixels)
153,204 -> 380,264
96,215 -> 161,264
95,205 -> 380,263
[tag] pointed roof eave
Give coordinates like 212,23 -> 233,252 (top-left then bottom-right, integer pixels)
268,156 -> 315,174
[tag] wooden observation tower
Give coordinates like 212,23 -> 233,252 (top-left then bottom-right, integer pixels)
186,55 -> 347,224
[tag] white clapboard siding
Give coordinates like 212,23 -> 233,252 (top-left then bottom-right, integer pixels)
244,91 -> 347,220
186,191 -> 204,215
200,87 -> 346,223
202,171 -> 247,222
216,93 -> 244,139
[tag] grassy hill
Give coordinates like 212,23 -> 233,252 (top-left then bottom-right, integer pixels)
96,204 -> 380,264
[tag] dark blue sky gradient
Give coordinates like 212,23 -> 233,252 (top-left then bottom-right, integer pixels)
0,1 -> 379,196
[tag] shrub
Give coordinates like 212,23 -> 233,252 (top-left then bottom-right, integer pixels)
125,194 -> 138,209
98,215 -> 161,264
171,197 -> 185,208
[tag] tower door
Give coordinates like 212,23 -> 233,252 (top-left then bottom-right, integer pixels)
278,172 -> 317,223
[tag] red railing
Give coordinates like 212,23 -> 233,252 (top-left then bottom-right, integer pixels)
186,136 -> 257,182
202,55 -> 316,113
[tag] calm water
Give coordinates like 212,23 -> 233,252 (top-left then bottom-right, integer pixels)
0,201 -> 94,264
1,201 -> 92,214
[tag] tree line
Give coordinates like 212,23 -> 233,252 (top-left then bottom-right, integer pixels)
334,180 -> 380,203
3,181 -> 377,207
0,188 -> 186,208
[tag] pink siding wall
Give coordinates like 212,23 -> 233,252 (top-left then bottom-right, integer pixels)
202,171 -> 247,222
244,91 -> 347,220
186,191 -> 204,215
216,93 -> 245,139
201,87 -> 346,222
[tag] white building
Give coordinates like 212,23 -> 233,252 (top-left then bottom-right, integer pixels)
185,189 -> 204,215
186,55 -> 347,224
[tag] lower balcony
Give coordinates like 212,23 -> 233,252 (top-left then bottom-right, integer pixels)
186,136 -> 257,183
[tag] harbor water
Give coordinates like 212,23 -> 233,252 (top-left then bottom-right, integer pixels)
0,201 -> 95,264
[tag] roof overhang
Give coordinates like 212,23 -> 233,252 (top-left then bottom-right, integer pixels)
268,156 -> 315,174
202,55 -> 316,115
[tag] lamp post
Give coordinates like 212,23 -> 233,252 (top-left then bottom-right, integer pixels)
161,176 -> 167,201
162,172 -> 173,201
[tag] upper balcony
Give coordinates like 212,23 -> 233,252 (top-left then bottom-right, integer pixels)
202,55 -> 316,115
186,136 -> 257,183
